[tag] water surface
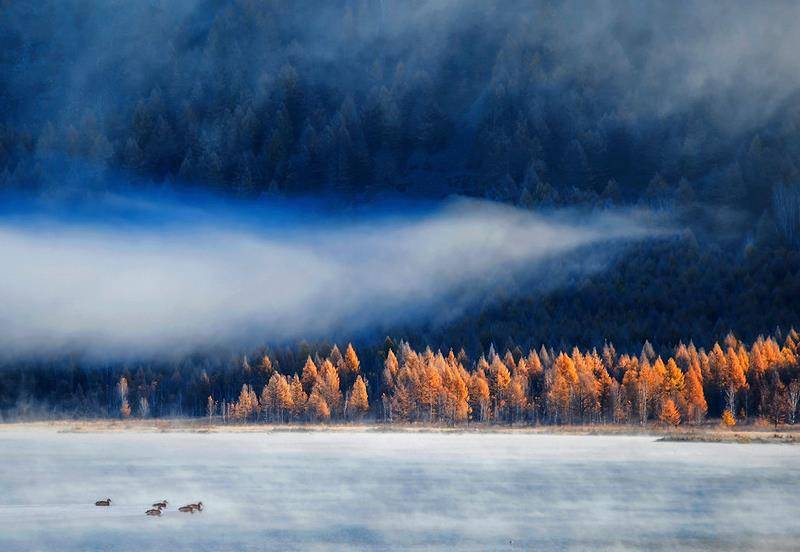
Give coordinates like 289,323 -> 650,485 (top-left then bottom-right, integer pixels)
0,430 -> 798,550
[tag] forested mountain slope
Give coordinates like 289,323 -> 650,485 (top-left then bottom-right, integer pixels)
2,1 -> 800,227
1,1 -> 799,363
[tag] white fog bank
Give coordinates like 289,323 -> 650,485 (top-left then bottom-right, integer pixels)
0,198 -> 664,356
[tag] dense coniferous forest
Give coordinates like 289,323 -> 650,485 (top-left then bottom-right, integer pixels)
4,0 -> 800,218
2,1 -> 800,418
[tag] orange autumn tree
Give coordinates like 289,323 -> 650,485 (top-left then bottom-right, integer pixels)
721,410 -> 736,427
574,349 -> 601,423
663,358 -> 686,401
307,388 -> 330,421
341,343 -> 361,389
468,370 -> 490,422
489,356 -> 511,420
441,362 -> 470,424
685,365 -> 707,424
637,358 -> 664,424
717,346 -> 748,416
418,359 -> 443,421
508,374 -> 528,423
89,328 -> 798,428
316,359 -> 343,416
621,360 -> 639,423
383,349 -> 399,392
389,368 -> 414,422
234,384 -> 259,422
261,373 -> 293,422
258,355 -> 274,378
289,375 -> 307,418
301,356 -> 319,394
659,398 -> 681,427
549,353 -> 578,424
347,375 -> 369,420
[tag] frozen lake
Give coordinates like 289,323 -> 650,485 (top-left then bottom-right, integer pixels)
1,430 -> 799,550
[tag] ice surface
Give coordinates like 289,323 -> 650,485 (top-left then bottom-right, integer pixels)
0,430 -> 798,550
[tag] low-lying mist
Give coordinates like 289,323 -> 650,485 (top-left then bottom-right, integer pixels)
0,194 -> 666,358
1,431 -> 799,550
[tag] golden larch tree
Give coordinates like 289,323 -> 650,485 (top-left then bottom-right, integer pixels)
383,349 -> 399,392
508,375 -> 528,423
289,375 -> 307,418
342,343 -> 361,388
307,388 -> 331,421
390,376 -> 413,422
347,375 -> 369,419
317,359 -> 343,416
659,398 -> 681,427
489,357 -> 511,420
261,375 -> 279,421
685,366 -> 707,424
276,375 -> 293,422
468,371 -> 490,422
549,353 -> 578,424
721,409 -> 736,427
259,355 -> 274,378
664,358 -> 685,398
637,359 -> 663,424
301,356 -> 319,394
719,347 -> 747,416
418,361 -> 443,421
441,364 -> 470,424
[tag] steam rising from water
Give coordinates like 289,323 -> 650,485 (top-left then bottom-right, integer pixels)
0,196 -> 662,356
1,431 -> 799,550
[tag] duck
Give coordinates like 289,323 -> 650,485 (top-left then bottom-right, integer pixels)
179,501 -> 203,513
152,500 -> 168,509
95,498 -> 112,506
145,508 -> 162,516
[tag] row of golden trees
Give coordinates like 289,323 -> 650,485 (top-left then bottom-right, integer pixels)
381,330 -> 800,426
114,331 -> 800,426
205,344 -> 369,423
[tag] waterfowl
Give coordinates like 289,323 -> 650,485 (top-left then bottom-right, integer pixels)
95,498 -> 112,506
145,508 -> 162,516
152,500 -> 168,509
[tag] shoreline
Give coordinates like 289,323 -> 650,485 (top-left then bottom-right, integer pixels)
0,419 -> 798,443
